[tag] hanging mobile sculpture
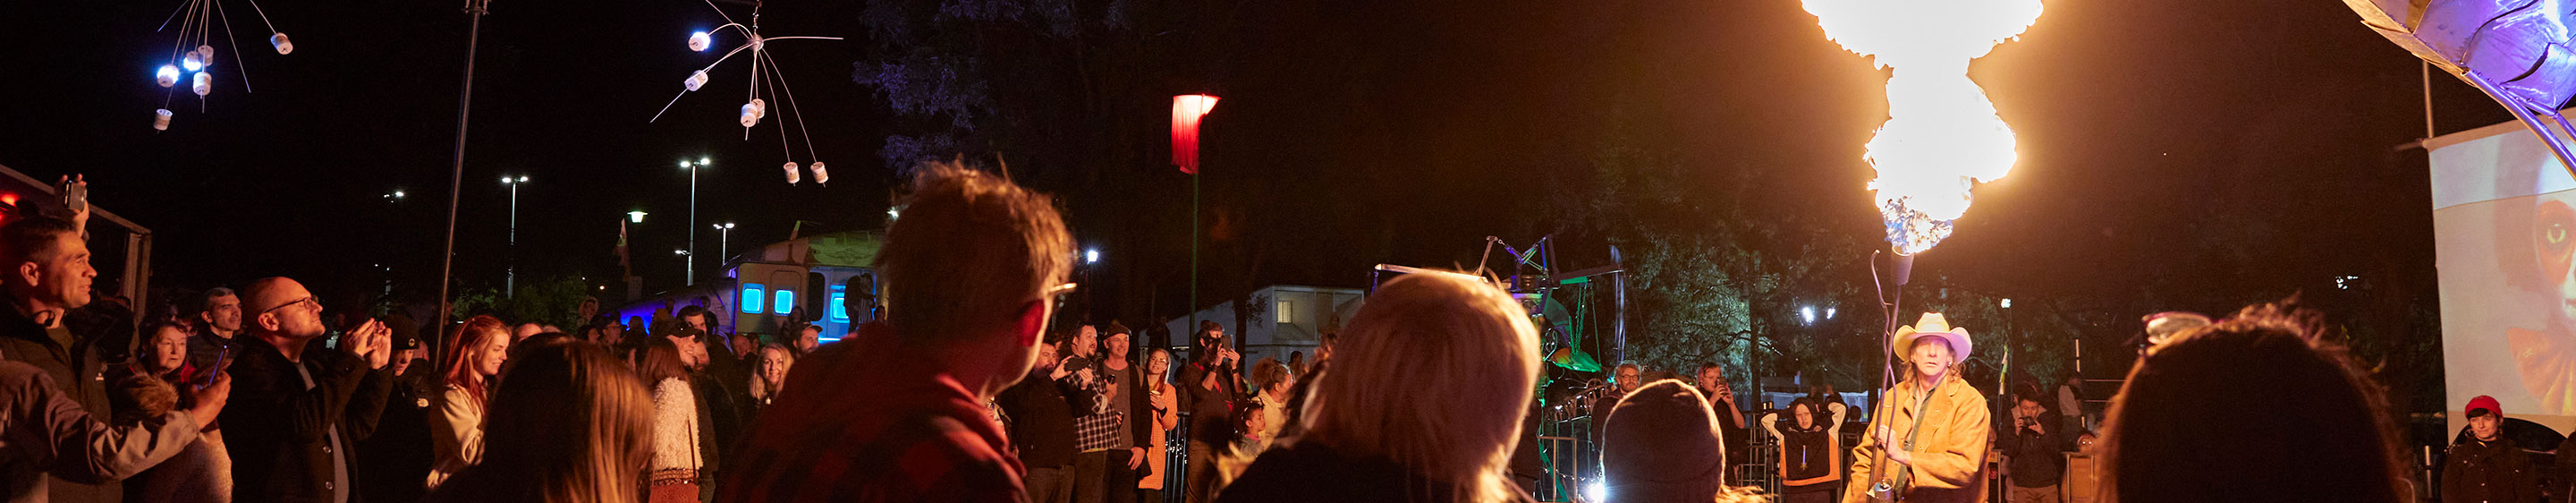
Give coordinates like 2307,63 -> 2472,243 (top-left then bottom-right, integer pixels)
652,1 -> 843,185
148,0 -> 292,131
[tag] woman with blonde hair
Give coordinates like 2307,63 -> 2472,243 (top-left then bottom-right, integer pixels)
1139,348 -> 1181,503
746,343 -> 796,410
1216,271 -> 1539,503
428,315 -> 511,488
426,337 -> 653,503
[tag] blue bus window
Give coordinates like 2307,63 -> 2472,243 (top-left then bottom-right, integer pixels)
773,289 -> 794,315
829,284 -> 849,321
741,284 -> 765,313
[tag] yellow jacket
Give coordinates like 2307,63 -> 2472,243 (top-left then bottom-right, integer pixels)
1843,373 -> 1991,503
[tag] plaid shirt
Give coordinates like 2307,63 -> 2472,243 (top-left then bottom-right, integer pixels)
717,325 -> 1027,503
1066,355 -> 1125,452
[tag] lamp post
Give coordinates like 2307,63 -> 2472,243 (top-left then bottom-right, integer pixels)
681,158 -> 708,286
436,0 -> 497,326
714,222 -> 734,267
503,175 -> 528,297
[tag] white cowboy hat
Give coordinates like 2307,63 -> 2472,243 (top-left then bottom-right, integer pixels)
1892,312 -> 1972,362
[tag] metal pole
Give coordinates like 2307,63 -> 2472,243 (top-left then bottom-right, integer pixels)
1189,173 -> 1198,328
506,179 -> 517,297
435,0 -> 491,327
688,164 -> 697,286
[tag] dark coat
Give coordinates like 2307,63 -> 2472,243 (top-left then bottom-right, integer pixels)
220,337 -> 393,503
998,370 -> 1080,468
1996,410 -> 2064,488
0,302 -> 120,503
1176,359 -> 1240,447
1216,440 -> 1535,503
355,368 -> 436,503
2445,437 -> 2537,503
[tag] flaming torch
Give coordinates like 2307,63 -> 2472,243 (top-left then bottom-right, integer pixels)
1804,0 -> 2042,255
1803,1 -> 2042,500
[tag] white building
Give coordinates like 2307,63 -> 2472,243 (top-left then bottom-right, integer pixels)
1165,285 -> 1366,371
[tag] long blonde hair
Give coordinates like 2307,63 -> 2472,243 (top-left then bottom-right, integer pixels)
1300,271 -> 1537,503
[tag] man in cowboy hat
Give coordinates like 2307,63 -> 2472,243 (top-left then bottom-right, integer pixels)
1845,313 -> 1990,503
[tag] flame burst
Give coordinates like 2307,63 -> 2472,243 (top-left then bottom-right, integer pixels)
1804,0 -> 2043,254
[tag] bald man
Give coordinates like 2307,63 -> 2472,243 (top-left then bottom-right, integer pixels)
221,277 -> 394,503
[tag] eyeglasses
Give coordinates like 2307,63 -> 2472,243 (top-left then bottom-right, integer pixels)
259,295 -> 318,316
1047,282 -> 1079,311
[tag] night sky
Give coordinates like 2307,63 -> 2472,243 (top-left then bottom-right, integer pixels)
0,0 -> 2518,333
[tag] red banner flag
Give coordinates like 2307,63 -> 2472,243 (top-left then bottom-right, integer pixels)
1173,94 -> 1219,175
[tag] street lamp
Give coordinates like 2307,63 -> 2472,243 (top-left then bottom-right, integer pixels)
1085,248 -> 1099,264
714,222 -> 734,267
628,210 -> 648,224
502,175 -> 529,297
680,158 -> 709,286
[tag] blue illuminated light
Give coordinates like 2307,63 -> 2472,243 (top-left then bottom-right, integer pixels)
741,284 -> 765,313
829,284 -> 850,322
773,289 -> 794,315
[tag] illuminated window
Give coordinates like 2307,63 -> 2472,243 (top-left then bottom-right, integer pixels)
773,289 -> 795,315
1277,300 -> 1294,323
829,284 -> 850,322
741,284 -> 765,313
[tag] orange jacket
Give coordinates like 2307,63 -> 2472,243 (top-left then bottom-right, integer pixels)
1843,373 -> 1991,503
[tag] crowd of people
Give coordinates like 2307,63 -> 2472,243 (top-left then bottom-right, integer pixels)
0,161 -> 2439,503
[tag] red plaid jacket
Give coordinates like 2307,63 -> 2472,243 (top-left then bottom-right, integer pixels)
716,324 -> 1028,503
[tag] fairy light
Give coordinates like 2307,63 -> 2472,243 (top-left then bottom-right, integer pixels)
654,1 -> 845,185
144,0 -> 295,130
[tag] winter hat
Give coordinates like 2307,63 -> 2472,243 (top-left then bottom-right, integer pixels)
1602,379 -> 1726,503
2468,395 -> 2503,418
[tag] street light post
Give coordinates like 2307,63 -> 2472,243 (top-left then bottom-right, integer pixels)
714,223 -> 734,268
681,158 -> 708,286
503,175 -> 527,297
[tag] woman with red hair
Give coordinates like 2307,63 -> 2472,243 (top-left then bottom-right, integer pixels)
428,315 -> 511,489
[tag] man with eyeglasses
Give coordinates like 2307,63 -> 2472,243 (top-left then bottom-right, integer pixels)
0,215 -> 231,503
221,277 -> 394,503
719,160 -> 1075,503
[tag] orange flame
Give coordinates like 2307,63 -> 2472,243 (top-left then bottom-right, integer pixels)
1804,0 -> 2042,254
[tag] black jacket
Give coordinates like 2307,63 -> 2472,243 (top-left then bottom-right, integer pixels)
999,369 -> 1080,468
220,337 -> 394,503
2447,437 -> 2538,503
1776,422 -> 1839,493
355,367 -> 436,503
1177,359 -> 1240,447
1216,440 -> 1535,503
0,301 -> 120,503
1996,411 -> 2063,488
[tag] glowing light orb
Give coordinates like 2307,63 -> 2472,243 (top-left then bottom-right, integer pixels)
182,52 -> 204,72
689,31 -> 712,52
1804,0 -> 2043,254
152,109 -> 173,131
156,65 -> 181,88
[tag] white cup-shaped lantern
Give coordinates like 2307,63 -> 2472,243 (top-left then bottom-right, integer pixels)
689,31 -> 712,52
782,162 -> 801,184
684,71 -> 708,91
156,65 -> 181,88
739,103 -> 761,128
751,98 -> 767,119
809,162 -> 829,185
191,72 -> 212,97
182,52 -> 205,72
152,109 -> 173,131
270,33 -> 292,55
197,46 -> 216,69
